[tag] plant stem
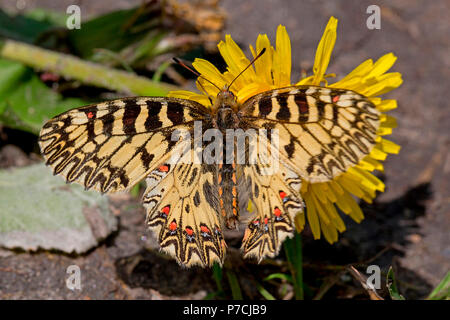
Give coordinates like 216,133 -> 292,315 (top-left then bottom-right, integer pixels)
212,263 -> 224,294
226,269 -> 243,300
0,39 -> 177,96
284,233 -> 304,299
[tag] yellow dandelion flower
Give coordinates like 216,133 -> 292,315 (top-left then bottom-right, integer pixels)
169,17 -> 402,244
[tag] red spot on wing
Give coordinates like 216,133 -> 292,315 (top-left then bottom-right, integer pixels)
279,191 -> 287,199
332,95 -> 340,103
159,165 -> 169,172
185,227 -> 194,236
169,221 -> 177,231
274,207 -> 282,217
161,206 -> 170,215
253,220 -> 260,225
200,226 -> 210,234
87,112 -> 94,119
264,217 -> 268,225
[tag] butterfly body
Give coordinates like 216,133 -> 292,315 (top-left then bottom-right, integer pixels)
39,85 -> 380,267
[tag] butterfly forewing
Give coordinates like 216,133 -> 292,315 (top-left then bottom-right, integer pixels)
39,97 -> 209,193
239,85 -> 380,183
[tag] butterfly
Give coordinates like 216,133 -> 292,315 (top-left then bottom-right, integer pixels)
38,53 -> 380,268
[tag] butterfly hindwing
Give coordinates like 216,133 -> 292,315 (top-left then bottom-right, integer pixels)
238,132 -> 304,261
143,162 -> 226,267
39,97 -> 209,193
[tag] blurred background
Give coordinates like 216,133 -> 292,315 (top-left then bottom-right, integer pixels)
0,0 -> 448,300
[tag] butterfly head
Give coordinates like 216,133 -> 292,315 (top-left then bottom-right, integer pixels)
173,48 -> 266,111
216,87 -> 237,105
213,87 -> 238,115
214,47 -> 266,110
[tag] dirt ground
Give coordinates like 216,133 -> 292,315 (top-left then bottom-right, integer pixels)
0,0 -> 448,299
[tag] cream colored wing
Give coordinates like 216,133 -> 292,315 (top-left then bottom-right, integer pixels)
239,85 -> 380,183
39,97 -> 208,193
143,162 -> 226,267
237,130 -> 304,262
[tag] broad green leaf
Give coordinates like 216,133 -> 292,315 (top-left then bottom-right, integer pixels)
24,8 -> 68,27
0,59 -> 28,102
67,8 -> 151,59
0,9 -> 57,43
0,58 -> 89,134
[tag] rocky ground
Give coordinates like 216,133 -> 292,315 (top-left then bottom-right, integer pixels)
0,0 -> 448,299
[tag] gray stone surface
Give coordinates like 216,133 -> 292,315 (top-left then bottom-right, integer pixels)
0,163 -> 118,253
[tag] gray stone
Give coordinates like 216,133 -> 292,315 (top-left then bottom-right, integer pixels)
0,163 -> 117,253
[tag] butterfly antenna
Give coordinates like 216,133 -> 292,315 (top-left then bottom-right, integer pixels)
172,57 -> 221,92
228,48 -> 266,89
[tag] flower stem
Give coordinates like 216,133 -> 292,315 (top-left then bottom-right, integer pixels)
284,232 -> 304,299
0,39 -> 177,96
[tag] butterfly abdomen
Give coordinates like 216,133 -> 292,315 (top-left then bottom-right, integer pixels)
218,162 -> 239,229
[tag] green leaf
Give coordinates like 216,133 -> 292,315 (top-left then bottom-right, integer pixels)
256,283 -> 276,300
129,31 -> 168,65
226,270 -> 243,300
386,266 -> 405,300
67,8 -> 152,59
0,58 -> 89,134
202,291 -> 220,300
0,59 -> 28,101
24,8 -> 68,27
211,262 -> 225,299
427,271 -> 450,300
283,233 -> 304,299
0,9 -> 57,43
263,273 -> 293,283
